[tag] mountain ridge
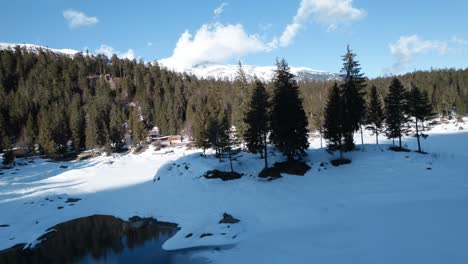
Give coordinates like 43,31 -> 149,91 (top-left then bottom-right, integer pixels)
0,42 -> 341,82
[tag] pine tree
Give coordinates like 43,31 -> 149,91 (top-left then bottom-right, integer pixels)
37,108 -> 55,154
69,96 -> 86,151
24,113 -> 36,152
51,104 -> 70,154
324,83 -> 345,159
109,105 -> 126,150
232,62 -> 250,146
385,78 -> 409,149
193,95 -> 211,155
244,79 -> 270,168
366,85 -> 385,144
270,59 -> 309,160
85,102 -> 99,150
207,110 -> 230,160
129,106 -> 147,146
407,84 -> 435,152
455,96 -> 465,117
2,137 -> 15,166
340,45 -> 366,150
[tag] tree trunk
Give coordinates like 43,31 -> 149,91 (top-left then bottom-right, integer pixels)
263,133 -> 268,169
319,126 -> 323,148
339,138 -> 343,160
376,130 -> 379,145
360,125 -> 364,145
228,149 -> 234,172
398,135 -> 402,148
415,119 -> 421,152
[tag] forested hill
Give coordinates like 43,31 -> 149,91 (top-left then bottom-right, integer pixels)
0,46 -> 467,156
369,69 -> 468,116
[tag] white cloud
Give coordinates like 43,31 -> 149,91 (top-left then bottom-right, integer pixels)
214,3 -> 228,17
159,23 -> 274,69
95,44 -> 135,60
147,42 -> 153,47
388,35 -> 448,73
280,0 -> 366,47
63,9 -> 98,28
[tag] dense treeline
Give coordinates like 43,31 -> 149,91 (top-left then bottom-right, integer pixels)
0,46 -> 240,158
1,46 -> 467,163
323,48 -> 436,162
307,68 -> 468,130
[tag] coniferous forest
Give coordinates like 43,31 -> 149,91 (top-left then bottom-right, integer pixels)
0,45 -> 467,162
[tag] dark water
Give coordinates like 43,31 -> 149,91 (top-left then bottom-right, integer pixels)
0,215 -> 186,264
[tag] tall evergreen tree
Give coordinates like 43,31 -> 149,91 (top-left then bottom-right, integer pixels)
193,95 -> 211,155
232,62 -> 250,145
244,79 -> 270,169
69,96 -> 85,150
109,105 -> 126,150
366,85 -> 385,144
340,45 -> 366,150
129,106 -> 147,146
24,113 -> 36,152
37,108 -> 55,154
324,83 -> 345,159
270,59 -> 309,160
85,102 -> 99,150
385,78 -> 409,149
407,84 -> 435,152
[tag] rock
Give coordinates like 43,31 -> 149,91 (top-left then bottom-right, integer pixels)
219,213 -> 240,224
204,170 -> 242,181
200,233 -> 213,238
0,224 -> 10,227
65,198 -> 81,203
57,206 -> 64,210
59,165 -> 68,169
185,233 -> 193,238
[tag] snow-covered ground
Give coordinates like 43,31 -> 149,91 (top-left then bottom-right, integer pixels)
1,118 -> 468,263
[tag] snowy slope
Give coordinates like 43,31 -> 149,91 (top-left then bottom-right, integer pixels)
0,42 -> 80,57
166,62 -> 341,82
1,118 -> 468,263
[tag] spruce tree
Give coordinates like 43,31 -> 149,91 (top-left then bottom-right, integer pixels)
85,102 -> 99,150
324,83 -> 345,159
385,78 -> 409,149
129,107 -> 147,146
193,95 -> 211,155
244,79 -> 270,169
37,108 -> 55,154
407,84 -> 435,152
340,45 -> 366,150
232,62 -> 250,145
109,105 -> 126,150
24,113 -> 36,152
270,59 -> 309,160
366,85 -> 385,144
69,96 -> 86,151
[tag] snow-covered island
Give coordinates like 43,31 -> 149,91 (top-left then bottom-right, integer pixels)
1,118 -> 467,263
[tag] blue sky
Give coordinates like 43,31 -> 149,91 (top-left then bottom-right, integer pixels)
1,0 -> 467,77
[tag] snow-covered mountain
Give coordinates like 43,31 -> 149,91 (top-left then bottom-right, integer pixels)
170,63 -> 341,82
0,42 -> 80,57
0,43 -> 340,82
